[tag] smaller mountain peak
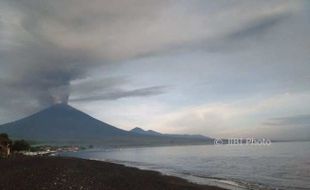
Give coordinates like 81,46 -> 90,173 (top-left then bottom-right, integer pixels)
130,127 -> 145,132
130,127 -> 162,136
147,130 -> 162,135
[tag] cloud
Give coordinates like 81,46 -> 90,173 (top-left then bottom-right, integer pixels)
149,93 -> 310,140
263,115 -> 310,126
0,0 -> 307,127
0,0 -> 172,118
261,115 -> 310,140
70,86 -> 167,102
225,12 -> 289,41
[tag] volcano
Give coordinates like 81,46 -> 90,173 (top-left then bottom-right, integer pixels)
0,104 -> 131,142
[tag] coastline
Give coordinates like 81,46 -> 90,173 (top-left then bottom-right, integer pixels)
58,142 -> 309,190
0,155 -> 226,190
93,158 -> 249,190
58,147 -> 258,190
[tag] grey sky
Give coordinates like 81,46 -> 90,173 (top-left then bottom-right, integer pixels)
0,0 -> 309,140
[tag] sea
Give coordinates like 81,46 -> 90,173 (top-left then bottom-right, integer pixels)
60,141 -> 310,190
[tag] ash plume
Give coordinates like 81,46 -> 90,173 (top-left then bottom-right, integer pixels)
0,0 -> 169,116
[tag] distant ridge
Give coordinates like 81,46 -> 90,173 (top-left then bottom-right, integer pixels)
130,127 -> 209,139
130,127 -> 162,136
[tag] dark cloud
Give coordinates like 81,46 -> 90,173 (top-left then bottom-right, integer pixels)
69,77 -> 168,102
264,115 -> 310,126
225,13 -> 290,41
188,11 -> 292,53
70,77 -> 129,96
0,34 -> 91,105
262,115 -> 310,140
70,86 -> 167,102
0,0 -> 169,118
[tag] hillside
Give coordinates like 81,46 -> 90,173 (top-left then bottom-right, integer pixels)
0,104 -> 212,146
0,104 -> 130,141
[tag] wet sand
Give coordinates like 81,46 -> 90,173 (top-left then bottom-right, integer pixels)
0,155 -> 226,190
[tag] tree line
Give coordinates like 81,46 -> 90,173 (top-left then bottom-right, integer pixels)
0,133 -> 31,152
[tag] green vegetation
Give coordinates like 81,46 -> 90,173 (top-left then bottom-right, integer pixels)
0,133 -> 12,144
0,133 -> 32,153
12,140 -> 31,151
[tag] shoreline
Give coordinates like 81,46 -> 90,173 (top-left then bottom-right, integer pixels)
58,147 -> 254,190
94,158 -> 249,190
0,155 -> 226,190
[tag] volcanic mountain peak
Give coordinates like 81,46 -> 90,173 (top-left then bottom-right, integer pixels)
32,103 -> 83,117
0,103 -> 130,141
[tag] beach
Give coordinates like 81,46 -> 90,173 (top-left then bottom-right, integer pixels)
0,155 -> 225,190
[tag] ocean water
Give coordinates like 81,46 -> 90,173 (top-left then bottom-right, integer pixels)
61,142 -> 310,190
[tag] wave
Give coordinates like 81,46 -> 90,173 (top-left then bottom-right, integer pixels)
100,158 -> 274,190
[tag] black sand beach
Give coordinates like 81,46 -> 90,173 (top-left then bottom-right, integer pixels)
0,156 -> 225,190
